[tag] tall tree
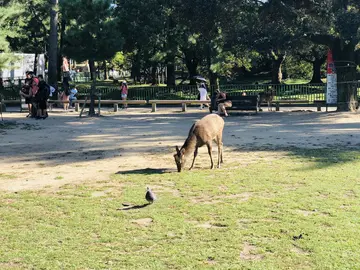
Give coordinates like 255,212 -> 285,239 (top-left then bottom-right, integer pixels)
0,1 -> 24,71
292,0 -> 360,111
48,0 -> 58,88
61,0 -> 123,116
6,0 -> 49,74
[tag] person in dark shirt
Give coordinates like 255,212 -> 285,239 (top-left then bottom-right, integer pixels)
35,75 -> 49,119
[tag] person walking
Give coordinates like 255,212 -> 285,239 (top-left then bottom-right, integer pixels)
120,81 -> 128,109
198,83 -> 209,110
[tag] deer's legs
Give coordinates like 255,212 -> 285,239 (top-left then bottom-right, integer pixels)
206,142 -> 214,169
216,136 -> 223,168
189,146 -> 198,170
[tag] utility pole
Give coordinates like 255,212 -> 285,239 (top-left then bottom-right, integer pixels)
48,0 -> 58,88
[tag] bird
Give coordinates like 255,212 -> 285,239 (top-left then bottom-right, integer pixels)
145,187 -> 156,204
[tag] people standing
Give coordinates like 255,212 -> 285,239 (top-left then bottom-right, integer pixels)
20,72 -> 39,117
198,83 -> 209,110
20,72 -> 33,117
120,81 -> 128,109
35,75 -> 49,119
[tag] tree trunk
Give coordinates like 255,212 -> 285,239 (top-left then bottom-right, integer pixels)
103,61 -> 108,80
165,15 -> 176,87
88,59 -> 96,116
184,50 -> 199,85
206,42 -> 219,89
151,64 -> 157,85
332,39 -> 357,111
33,53 -> 38,75
166,63 -> 175,86
48,0 -> 58,88
58,17 -> 66,82
310,58 -> 325,83
271,54 -> 286,84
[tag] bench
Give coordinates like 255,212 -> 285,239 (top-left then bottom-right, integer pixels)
226,95 -> 259,113
271,100 -> 309,111
148,100 -> 211,112
313,100 -> 339,112
0,99 -> 28,112
48,99 -> 147,112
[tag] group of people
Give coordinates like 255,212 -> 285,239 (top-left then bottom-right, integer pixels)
19,71 -> 54,119
198,82 -> 232,117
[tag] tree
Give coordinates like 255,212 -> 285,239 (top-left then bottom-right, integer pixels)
61,0 -> 123,116
0,1 -> 24,71
48,0 -> 58,88
6,0 -> 49,74
293,0 -> 360,111
247,0 -> 301,84
295,43 -> 327,83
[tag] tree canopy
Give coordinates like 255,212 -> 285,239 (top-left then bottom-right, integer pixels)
1,0 -> 360,110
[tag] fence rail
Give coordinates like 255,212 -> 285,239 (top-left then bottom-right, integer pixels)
1,82 -> 360,104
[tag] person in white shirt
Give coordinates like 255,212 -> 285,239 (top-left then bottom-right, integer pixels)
198,83 -> 209,110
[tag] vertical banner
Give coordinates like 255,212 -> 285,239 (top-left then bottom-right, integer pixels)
326,49 -> 337,104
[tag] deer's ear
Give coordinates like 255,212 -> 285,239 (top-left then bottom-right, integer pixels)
175,146 -> 180,155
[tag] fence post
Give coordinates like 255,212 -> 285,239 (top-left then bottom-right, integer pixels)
182,103 -> 187,112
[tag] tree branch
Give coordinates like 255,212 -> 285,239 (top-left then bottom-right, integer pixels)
308,34 -> 335,47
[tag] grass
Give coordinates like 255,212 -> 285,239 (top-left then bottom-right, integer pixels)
0,173 -> 16,180
1,148 -> 360,269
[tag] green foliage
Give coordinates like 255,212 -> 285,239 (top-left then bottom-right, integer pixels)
0,1 -> 24,69
6,0 -> 49,54
61,0 -> 123,62
284,56 -> 312,80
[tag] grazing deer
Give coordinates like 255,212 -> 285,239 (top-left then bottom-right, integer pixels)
174,114 -> 224,172
259,88 -> 276,111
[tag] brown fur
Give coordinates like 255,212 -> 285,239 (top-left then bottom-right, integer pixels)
174,114 -> 224,172
259,89 -> 275,111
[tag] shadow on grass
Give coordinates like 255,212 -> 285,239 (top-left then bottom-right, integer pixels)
116,168 -> 172,175
233,144 -> 360,170
117,203 -> 150,211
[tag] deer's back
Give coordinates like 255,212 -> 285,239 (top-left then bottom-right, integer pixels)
192,114 -> 224,144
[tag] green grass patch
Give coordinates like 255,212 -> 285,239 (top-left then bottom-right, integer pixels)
1,148 -> 360,269
0,173 -> 16,180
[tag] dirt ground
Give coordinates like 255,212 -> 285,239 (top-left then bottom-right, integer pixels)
1,107 -> 360,192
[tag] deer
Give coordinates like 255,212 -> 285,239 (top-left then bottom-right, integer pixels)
258,88 -> 276,111
174,114 -> 224,172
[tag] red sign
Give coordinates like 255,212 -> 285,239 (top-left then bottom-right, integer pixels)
327,49 -> 336,74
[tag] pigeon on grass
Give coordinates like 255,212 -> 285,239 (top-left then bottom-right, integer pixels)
145,187 -> 156,204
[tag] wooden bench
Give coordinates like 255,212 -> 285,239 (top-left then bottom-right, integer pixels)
148,100 -> 211,112
271,100 -> 309,111
0,99 -> 28,112
48,99 -> 147,112
226,95 -> 259,113
313,100 -> 339,112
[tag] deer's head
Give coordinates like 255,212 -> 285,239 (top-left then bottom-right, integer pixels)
174,146 -> 186,172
